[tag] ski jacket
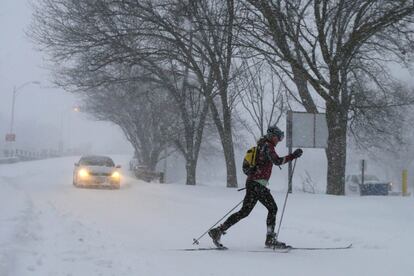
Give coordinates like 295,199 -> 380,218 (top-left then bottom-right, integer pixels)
245,138 -> 294,183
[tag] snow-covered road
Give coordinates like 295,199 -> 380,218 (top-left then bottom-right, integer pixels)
1,156 -> 413,276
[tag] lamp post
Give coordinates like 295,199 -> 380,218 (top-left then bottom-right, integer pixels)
8,81 -> 41,138
4,81 -> 40,157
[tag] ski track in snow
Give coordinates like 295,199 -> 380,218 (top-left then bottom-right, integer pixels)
0,162 -> 130,276
0,176 -> 38,276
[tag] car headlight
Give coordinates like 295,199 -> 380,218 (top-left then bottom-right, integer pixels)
78,169 -> 89,178
111,171 -> 120,179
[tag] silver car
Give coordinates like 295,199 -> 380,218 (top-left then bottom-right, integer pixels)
73,155 -> 121,189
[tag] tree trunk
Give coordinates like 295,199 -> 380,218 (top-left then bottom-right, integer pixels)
291,66 -> 318,113
325,102 -> 347,195
209,97 -> 238,188
148,150 -> 160,172
185,158 -> 197,185
222,93 -> 238,187
223,129 -> 238,188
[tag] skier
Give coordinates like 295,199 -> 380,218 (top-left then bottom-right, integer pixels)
208,125 -> 303,249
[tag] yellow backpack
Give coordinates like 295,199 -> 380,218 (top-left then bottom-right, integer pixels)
243,146 -> 258,175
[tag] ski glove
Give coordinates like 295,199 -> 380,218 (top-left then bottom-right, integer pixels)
292,149 -> 303,158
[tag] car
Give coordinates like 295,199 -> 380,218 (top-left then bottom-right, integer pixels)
345,174 -> 392,195
129,157 -> 139,171
73,155 -> 121,189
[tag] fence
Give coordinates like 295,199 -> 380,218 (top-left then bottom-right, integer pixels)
0,148 -> 60,164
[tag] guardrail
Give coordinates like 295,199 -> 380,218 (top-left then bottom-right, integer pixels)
1,148 -> 61,164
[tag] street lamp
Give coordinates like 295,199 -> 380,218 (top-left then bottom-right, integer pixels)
6,81 -> 41,142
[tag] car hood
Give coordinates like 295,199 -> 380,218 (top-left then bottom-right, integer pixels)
81,166 -> 116,174
362,180 -> 389,185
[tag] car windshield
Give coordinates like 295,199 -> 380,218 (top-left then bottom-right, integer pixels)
79,156 -> 115,167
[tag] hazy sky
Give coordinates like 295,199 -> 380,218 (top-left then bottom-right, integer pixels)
0,0 -> 132,155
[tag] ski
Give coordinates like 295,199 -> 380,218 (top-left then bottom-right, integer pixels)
247,248 -> 291,253
175,247 -> 290,253
176,243 -> 351,252
290,243 -> 352,250
177,247 -> 228,251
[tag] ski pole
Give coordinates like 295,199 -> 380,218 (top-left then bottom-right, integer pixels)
275,158 -> 297,247
193,199 -> 244,245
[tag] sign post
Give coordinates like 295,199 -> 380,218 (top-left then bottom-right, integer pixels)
360,160 -> 366,186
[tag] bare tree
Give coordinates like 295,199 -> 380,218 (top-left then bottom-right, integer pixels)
349,82 -> 414,177
30,0 -> 242,187
171,0 -> 241,187
235,59 -> 288,140
30,0 -> 214,185
82,83 -> 178,171
145,61 -> 212,185
241,0 -> 414,195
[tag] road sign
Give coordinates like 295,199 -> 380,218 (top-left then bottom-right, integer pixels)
286,111 -> 328,149
5,133 -> 16,142
286,111 -> 328,193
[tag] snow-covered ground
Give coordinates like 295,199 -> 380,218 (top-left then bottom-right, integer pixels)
0,156 -> 413,276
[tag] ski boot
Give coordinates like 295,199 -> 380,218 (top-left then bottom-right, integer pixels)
265,233 -> 291,249
208,226 -> 227,249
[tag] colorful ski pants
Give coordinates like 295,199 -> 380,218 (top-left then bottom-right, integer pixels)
221,180 -> 278,232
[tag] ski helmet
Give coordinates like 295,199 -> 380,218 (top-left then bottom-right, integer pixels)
267,125 -> 284,141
